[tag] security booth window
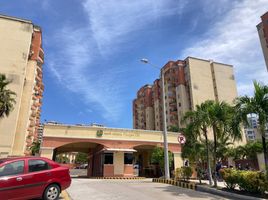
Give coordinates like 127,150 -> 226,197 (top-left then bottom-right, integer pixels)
0,161 -> 24,177
104,153 -> 113,164
124,153 -> 133,164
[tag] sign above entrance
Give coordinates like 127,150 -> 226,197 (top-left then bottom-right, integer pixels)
96,130 -> 104,137
178,134 -> 186,144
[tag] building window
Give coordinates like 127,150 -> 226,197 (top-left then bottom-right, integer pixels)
29,160 -> 50,172
104,153 -> 113,164
178,103 -> 181,107
124,153 -> 133,164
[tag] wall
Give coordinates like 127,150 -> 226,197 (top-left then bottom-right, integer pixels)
12,60 -> 36,155
145,107 -> 154,130
186,57 -> 215,108
212,62 -> 237,104
114,152 -> 124,176
42,125 -> 181,154
0,16 -> 33,156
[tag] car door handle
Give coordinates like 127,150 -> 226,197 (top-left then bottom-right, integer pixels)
16,177 -> 23,181
46,172 -> 51,176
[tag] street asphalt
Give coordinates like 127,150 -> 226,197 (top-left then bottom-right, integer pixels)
67,178 -> 230,200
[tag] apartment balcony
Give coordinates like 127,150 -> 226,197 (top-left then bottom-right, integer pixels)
26,138 -> 32,144
35,75 -> 42,83
27,130 -> 34,136
170,109 -> 178,115
29,121 -> 35,127
34,102 -> 41,107
168,96 -> 176,101
31,105 -> 36,110
169,101 -> 176,106
37,71 -> 43,79
39,48 -> 44,60
32,95 -> 37,101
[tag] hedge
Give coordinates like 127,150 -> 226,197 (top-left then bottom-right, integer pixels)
220,168 -> 268,194
175,166 -> 193,181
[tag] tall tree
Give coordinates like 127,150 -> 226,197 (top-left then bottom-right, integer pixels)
207,101 -> 242,187
151,147 -> 174,175
30,141 -> 41,156
235,81 -> 268,176
182,100 -> 214,185
181,124 -> 206,184
0,74 -> 16,118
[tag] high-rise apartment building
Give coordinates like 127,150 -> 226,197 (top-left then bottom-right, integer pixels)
133,57 -> 238,131
257,12 -> 268,71
244,115 -> 268,142
133,85 -> 154,130
0,15 -> 44,157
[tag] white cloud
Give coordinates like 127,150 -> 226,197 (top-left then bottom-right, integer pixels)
181,0 -> 268,96
83,0 -> 188,56
47,0 -> 187,122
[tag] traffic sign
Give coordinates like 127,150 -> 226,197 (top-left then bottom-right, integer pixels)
178,134 -> 186,144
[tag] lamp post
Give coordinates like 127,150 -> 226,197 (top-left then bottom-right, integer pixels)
140,58 -> 170,179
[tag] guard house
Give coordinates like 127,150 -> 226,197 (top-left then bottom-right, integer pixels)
41,123 -> 183,177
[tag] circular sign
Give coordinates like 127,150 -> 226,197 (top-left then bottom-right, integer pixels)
178,134 -> 186,144
96,130 -> 103,137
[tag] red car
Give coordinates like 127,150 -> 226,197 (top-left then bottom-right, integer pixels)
0,157 -> 71,200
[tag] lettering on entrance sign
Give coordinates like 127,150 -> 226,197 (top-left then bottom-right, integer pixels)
103,132 -> 140,137
178,134 -> 186,144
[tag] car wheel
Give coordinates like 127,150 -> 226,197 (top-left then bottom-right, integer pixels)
43,184 -> 60,200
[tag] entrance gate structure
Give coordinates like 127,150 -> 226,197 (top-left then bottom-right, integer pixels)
41,123 -> 183,177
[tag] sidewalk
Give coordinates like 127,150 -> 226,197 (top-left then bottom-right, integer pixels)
191,179 -> 226,188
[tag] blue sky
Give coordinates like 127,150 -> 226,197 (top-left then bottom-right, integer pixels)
1,0 -> 268,128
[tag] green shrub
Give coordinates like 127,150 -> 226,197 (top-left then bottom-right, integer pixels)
175,168 -> 183,181
175,167 -> 193,181
238,171 -> 267,194
220,168 -> 239,190
182,166 -> 193,181
221,169 -> 268,194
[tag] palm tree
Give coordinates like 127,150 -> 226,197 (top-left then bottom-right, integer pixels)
181,124 -> 206,184
30,141 -> 41,156
182,100 -> 214,185
0,74 -> 16,118
235,81 -> 268,176
207,101 -> 242,187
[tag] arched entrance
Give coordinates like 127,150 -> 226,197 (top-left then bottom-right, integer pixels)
133,145 -> 175,178
52,141 -> 105,177
40,124 -> 183,177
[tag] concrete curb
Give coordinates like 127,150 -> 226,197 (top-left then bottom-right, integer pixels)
152,178 -> 266,199
61,190 -> 72,200
196,185 -> 266,200
91,177 -> 146,180
152,178 -> 196,190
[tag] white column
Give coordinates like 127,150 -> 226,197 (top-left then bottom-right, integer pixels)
114,152 -> 124,176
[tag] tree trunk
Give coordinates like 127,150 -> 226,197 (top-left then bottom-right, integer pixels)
261,135 -> 268,177
260,124 -> 268,179
212,126 -> 217,188
196,158 -> 202,184
204,130 -> 213,186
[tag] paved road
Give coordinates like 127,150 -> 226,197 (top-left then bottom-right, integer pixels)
67,179 -> 229,200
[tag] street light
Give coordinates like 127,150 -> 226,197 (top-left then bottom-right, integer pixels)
140,58 -> 170,179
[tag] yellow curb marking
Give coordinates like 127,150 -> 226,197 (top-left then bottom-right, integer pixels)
61,190 -> 71,200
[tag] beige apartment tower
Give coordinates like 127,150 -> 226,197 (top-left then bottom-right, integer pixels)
133,57 -> 238,131
0,15 -> 44,157
257,12 -> 268,71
